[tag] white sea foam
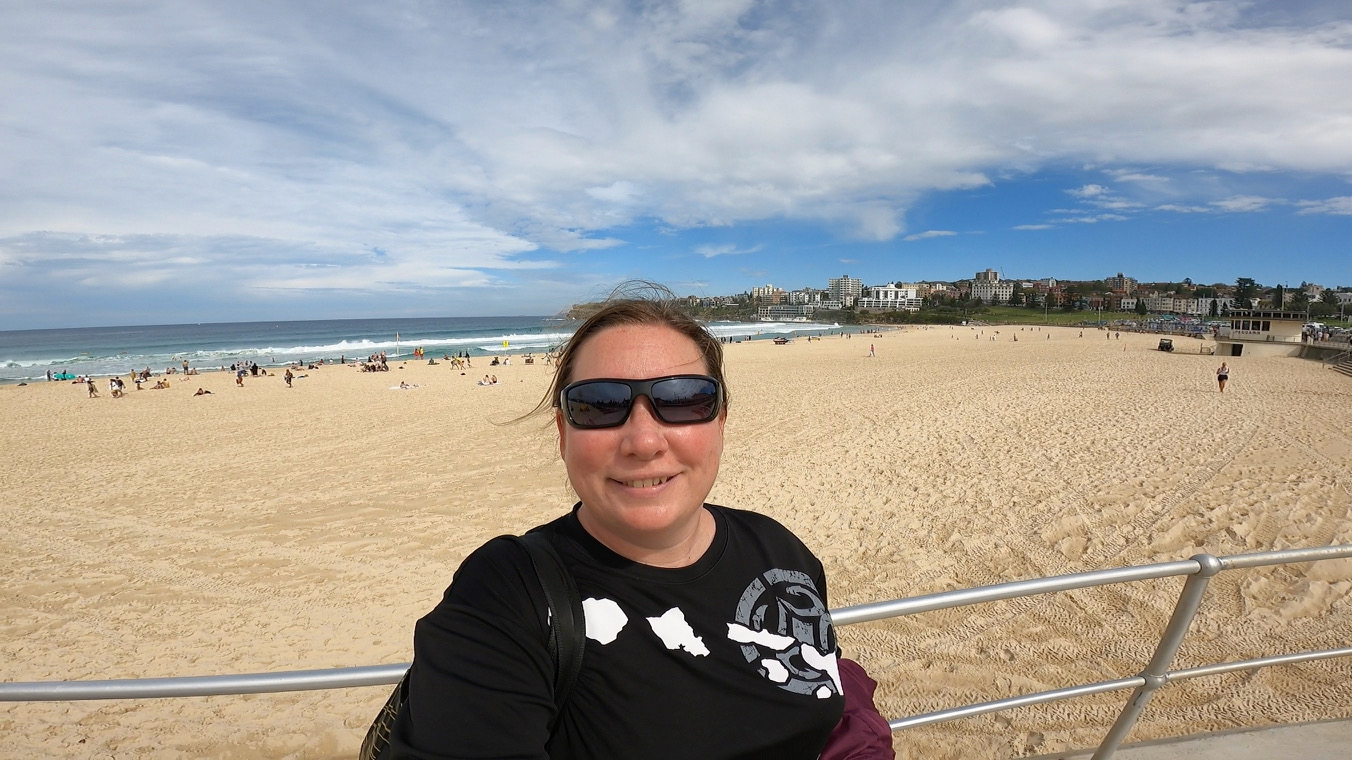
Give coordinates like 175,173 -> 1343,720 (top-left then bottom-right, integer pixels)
0,319 -> 848,383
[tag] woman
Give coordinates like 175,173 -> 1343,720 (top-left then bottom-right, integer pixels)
389,294 -> 844,759
1216,361 -> 1229,393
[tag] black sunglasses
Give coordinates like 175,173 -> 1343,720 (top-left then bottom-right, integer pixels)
559,375 -> 723,429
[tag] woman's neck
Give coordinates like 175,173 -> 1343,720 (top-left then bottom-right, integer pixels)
578,506 -> 716,568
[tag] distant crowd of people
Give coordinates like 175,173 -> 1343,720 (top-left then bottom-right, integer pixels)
63,347 -> 571,398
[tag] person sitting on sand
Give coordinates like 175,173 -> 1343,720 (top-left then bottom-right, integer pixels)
478,375 -> 492,386
490,374 -> 498,385
194,388 -> 211,396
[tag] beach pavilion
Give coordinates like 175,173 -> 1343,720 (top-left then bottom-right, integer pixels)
1213,309 -> 1309,358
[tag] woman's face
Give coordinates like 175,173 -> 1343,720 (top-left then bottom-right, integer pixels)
557,323 -> 725,549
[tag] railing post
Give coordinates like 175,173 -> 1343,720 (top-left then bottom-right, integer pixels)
1091,554 -> 1223,760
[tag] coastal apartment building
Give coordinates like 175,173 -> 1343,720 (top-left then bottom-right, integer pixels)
923,282 -> 959,300
750,284 -> 787,304
856,283 -> 922,312
756,304 -> 816,320
828,275 -> 863,307
1105,272 -> 1137,293
1123,296 -> 1237,315
970,269 -> 1014,304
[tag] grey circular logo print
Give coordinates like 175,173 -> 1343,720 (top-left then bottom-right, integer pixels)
732,568 -> 838,696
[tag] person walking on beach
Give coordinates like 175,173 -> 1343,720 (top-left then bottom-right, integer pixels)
87,379 -> 99,398
1216,362 -> 1229,393
869,343 -> 875,357
284,369 -> 294,388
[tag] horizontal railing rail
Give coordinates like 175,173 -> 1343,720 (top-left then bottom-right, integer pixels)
4,544 -> 1350,760
1320,346 -> 1352,365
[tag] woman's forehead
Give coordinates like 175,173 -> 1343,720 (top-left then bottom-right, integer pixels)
571,324 -> 707,377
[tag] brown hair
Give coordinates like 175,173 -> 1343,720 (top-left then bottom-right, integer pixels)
533,281 -> 729,419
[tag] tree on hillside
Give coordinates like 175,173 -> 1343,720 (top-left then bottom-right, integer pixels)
1310,300 -> 1335,318
1272,284 -> 1285,309
1322,289 -> 1341,307
1234,277 -> 1259,309
1209,299 -> 1219,317
1290,288 -> 1310,311
1135,299 -> 1149,315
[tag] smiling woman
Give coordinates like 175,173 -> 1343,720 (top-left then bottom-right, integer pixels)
378,283 -> 882,759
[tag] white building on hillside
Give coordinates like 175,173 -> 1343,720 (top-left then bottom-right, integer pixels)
857,283 -> 922,312
1141,295 -> 1237,315
970,269 -> 1014,304
757,304 -> 815,320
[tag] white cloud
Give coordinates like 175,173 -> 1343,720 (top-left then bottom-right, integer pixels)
1067,184 -> 1110,198
1052,213 -> 1129,224
694,243 -> 761,258
1105,169 -> 1170,183
1297,196 -> 1352,215
903,230 -> 958,241
1090,199 -> 1144,211
1155,204 -> 1213,213
1013,224 -> 1053,230
1210,196 -> 1276,212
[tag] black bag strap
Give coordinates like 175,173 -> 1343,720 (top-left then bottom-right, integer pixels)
361,532 -> 586,760
514,531 -> 586,727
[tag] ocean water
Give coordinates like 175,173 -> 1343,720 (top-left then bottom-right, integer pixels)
0,316 -> 845,384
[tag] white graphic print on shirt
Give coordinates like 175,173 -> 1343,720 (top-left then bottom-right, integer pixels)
582,597 -> 627,644
578,568 -> 839,698
646,607 -> 710,656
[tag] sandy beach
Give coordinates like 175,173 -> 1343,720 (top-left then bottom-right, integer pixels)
2,326 -> 1350,759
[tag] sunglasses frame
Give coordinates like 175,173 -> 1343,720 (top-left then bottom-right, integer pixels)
558,374 -> 724,429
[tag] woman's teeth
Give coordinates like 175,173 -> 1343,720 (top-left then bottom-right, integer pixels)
623,477 -> 670,488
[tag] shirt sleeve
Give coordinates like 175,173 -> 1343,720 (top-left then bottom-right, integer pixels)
387,537 -> 556,760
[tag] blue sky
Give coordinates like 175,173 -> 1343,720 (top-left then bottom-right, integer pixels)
2,0 -> 1351,329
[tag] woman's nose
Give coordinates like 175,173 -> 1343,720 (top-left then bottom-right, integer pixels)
620,396 -> 668,456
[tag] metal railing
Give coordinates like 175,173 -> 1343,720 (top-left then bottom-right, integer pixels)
4,544 -> 1351,760
1320,346 -> 1352,367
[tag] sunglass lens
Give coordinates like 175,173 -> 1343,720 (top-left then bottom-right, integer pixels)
651,377 -> 720,423
565,381 -> 633,428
